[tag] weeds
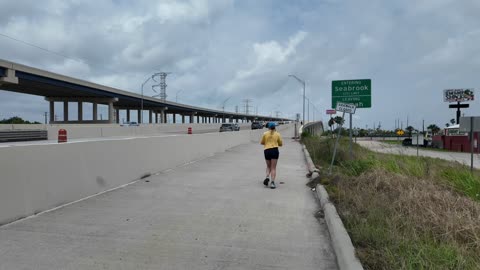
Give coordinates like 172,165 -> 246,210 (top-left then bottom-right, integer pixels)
441,168 -> 480,201
305,137 -> 480,269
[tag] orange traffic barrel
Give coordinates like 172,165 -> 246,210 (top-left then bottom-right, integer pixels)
58,129 -> 67,143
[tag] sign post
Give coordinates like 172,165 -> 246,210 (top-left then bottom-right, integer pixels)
329,110 -> 346,175
329,79 -> 371,173
471,117 -> 474,173
459,116 -> 480,172
328,102 -> 356,174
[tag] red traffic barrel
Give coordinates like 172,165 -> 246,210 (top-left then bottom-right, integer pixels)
188,127 -> 192,134
58,129 -> 67,143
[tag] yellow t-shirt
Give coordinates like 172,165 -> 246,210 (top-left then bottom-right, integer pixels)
260,130 -> 283,149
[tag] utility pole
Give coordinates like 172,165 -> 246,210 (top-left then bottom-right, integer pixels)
152,72 -> 171,101
242,99 -> 253,115
221,97 -> 231,123
288,74 -> 306,125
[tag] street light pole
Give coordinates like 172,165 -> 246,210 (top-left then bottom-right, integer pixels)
221,97 -> 231,123
175,90 -> 183,103
304,96 -> 310,123
141,76 -> 154,124
288,74 -> 306,125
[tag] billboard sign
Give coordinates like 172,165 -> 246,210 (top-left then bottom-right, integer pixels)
444,89 -> 474,103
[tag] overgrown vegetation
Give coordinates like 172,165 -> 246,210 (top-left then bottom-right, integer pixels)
303,136 -> 480,269
0,116 -> 41,124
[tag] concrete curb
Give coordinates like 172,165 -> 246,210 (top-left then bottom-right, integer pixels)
302,144 -> 319,174
302,144 -> 364,270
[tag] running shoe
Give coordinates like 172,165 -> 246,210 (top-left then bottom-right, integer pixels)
263,178 -> 270,186
270,181 -> 276,189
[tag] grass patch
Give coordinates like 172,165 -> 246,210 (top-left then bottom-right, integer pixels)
303,137 -> 480,269
441,168 -> 480,201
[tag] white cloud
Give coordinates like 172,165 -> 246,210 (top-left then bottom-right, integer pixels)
223,31 -> 307,94
0,0 -> 480,128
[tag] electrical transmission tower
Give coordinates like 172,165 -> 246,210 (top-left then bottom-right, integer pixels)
152,72 -> 171,100
242,99 -> 253,115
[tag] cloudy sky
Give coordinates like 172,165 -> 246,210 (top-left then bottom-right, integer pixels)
1,0 -> 479,129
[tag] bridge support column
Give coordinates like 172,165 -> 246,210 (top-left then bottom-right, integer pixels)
197,115 -> 200,123
190,112 -> 196,124
108,102 -> 114,124
148,110 -> 153,124
78,102 -> 83,122
93,103 -> 98,121
126,109 -> 130,122
137,110 -> 141,124
181,115 -> 185,124
115,108 -> 120,124
63,102 -> 69,122
172,113 -> 176,123
49,101 -> 55,123
160,107 -> 168,123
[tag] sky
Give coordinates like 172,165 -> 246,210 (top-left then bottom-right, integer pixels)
0,0 -> 479,129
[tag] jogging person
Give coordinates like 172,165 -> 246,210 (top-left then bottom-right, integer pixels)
260,122 -> 283,189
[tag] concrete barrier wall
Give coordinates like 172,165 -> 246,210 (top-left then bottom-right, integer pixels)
302,121 -> 324,136
0,124 -> 46,130
0,124 -> 291,226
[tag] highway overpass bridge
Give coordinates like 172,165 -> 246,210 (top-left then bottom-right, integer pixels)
0,59 -> 290,125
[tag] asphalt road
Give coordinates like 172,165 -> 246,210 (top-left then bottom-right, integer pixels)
0,126 -> 266,148
359,140 -> 480,168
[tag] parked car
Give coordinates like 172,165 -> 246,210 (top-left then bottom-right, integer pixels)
120,121 -> 139,126
402,138 -> 412,146
251,122 -> 263,130
233,123 -> 240,131
220,123 -> 237,132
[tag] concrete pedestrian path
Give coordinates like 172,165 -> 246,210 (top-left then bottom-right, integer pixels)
0,129 -> 337,270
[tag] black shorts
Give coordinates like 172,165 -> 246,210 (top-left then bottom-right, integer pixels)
264,147 -> 279,160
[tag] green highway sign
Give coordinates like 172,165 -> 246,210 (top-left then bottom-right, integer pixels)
332,79 -> 371,108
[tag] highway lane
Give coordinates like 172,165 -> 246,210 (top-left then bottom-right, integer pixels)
358,140 -> 480,169
0,126 -> 266,148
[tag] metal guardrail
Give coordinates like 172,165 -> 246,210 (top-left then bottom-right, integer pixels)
0,130 -> 48,142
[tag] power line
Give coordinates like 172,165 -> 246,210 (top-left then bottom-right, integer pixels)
0,32 -> 159,94
242,98 -> 253,115
0,32 -> 85,63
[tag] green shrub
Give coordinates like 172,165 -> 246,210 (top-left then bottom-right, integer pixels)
441,168 -> 480,201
